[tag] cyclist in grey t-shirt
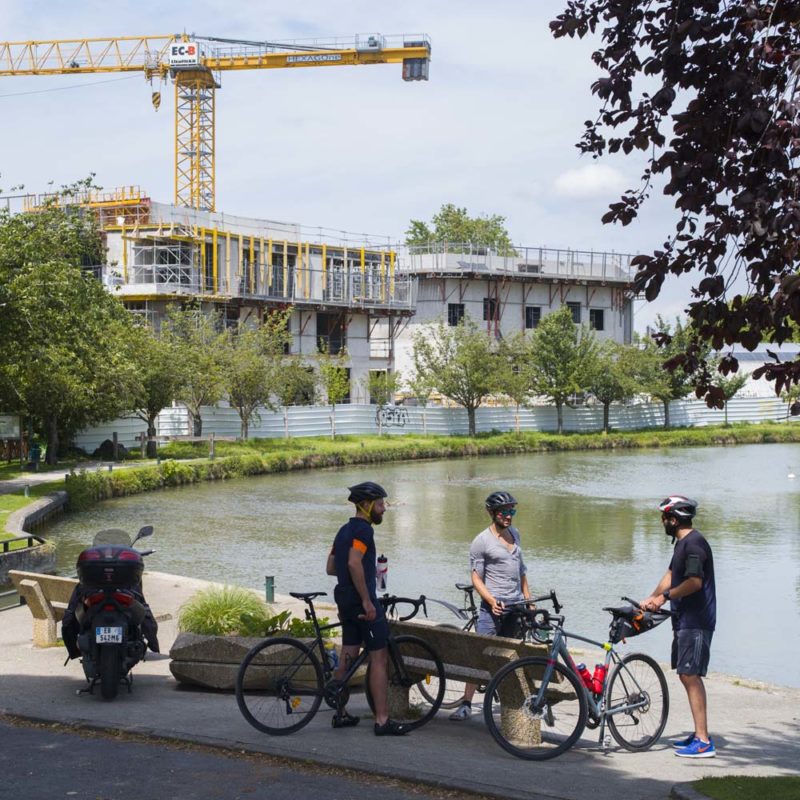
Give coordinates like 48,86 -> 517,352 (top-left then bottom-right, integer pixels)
450,490 -> 531,721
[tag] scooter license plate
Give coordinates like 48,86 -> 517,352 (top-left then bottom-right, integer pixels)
96,626 -> 123,644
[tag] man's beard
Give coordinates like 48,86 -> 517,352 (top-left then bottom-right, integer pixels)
371,512 -> 383,525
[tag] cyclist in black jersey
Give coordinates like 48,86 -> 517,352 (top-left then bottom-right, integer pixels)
325,481 -> 409,737
643,495 -> 716,759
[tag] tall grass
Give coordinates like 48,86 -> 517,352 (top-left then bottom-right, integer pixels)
178,585 -> 272,637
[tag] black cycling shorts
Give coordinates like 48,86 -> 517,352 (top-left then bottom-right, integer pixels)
334,585 -> 389,652
672,628 -> 713,676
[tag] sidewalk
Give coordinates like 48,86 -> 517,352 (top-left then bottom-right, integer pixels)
1,571 -> 798,800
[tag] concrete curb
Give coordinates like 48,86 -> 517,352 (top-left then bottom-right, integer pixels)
5,490 -> 68,536
670,782 -> 709,800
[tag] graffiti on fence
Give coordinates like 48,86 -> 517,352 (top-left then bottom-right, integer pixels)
375,405 -> 409,429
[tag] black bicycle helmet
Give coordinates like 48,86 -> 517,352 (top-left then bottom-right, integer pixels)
485,491 -> 517,511
348,481 -> 388,504
658,495 -> 698,520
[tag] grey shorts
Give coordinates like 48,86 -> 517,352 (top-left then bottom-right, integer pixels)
671,628 -> 713,676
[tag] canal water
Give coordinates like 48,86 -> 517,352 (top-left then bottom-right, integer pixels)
45,443 -> 800,687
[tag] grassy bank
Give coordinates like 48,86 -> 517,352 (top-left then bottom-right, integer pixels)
693,776 -> 800,800
57,421 -> 800,511
0,482 -> 62,548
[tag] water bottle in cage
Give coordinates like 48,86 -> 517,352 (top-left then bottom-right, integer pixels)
376,553 -> 388,593
324,640 -> 339,671
591,663 -> 607,694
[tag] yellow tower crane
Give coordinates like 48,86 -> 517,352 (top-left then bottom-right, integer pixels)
0,33 -> 430,211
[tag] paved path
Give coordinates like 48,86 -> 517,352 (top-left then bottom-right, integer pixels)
0,718 -> 481,800
1,571 -> 799,800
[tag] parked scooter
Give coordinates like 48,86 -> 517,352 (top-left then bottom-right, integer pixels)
62,525 -> 160,700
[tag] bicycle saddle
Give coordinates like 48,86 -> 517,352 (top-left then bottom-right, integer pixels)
455,583 -> 474,592
289,591 -> 328,601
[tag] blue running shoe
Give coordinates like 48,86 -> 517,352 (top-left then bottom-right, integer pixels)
671,733 -> 696,748
675,737 -> 716,758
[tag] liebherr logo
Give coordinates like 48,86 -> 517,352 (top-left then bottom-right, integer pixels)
286,54 -> 343,64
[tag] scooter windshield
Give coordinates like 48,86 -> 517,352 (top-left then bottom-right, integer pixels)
92,529 -> 132,547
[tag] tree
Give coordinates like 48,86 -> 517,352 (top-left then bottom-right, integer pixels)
498,334 -> 535,434
128,325 -> 182,458
361,370 -> 402,435
2,261 -> 139,463
411,316 -> 499,436
587,341 -> 640,434
404,371 -> 434,435
274,359 -> 318,439
0,183 -> 139,463
316,350 -> 350,439
716,372 -> 749,426
163,306 -> 227,437
223,312 -> 291,439
405,203 -> 515,254
634,316 -> 709,428
551,3 -> 800,405
528,307 -> 598,434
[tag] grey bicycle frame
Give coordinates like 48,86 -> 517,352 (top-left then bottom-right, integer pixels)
536,623 -> 652,744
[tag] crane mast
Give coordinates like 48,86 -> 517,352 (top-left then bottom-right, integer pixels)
0,33 -> 431,210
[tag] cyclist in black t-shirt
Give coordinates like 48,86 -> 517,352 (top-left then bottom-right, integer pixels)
324,481 -> 409,737
643,495 -> 716,759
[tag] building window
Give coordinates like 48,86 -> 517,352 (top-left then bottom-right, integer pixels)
483,297 -> 498,322
525,306 -> 541,329
317,312 -> 346,354
566,301 -> 581,324
589,308 -> 605,331
447,303 -> 465,327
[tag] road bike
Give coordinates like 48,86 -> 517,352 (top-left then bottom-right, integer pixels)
482,594 -> 671,760
235,591 -> 445,736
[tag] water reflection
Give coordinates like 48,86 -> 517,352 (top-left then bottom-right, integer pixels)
44,443 -> 800,687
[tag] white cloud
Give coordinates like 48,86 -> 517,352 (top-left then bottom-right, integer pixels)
554,164 -> 627,198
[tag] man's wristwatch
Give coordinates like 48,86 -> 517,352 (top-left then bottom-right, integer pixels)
662,589 -> 671,600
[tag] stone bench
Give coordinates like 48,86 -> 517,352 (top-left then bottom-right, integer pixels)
388,619 -> 573,741
8,570 -> 77,647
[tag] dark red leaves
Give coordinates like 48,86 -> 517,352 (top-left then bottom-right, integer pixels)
552,0 -> 800,402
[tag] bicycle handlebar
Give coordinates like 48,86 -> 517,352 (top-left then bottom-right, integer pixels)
620,595 -> 675,616
379,594 -> 428,621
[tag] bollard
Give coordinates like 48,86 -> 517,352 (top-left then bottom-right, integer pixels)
265,576 -> 275,604
108,464 -> 113,472
24,485 -> 29,498
209,432 -> 216,461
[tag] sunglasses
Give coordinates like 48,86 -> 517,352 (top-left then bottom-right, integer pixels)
495,507 -> 516,517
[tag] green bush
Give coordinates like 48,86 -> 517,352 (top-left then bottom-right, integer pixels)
178,585 -> 272,637
263,609 -> 334,639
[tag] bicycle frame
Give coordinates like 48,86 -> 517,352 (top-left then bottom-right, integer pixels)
536,622 -> 650,746
301,594 -> 428,700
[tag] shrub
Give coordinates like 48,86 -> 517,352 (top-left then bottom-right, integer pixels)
178,585 -> 272,637
263,609 -> 334,639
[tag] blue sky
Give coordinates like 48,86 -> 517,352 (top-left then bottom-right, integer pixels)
0,1 -> 694,330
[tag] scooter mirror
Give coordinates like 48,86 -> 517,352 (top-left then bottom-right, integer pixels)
132,525 -> 154,545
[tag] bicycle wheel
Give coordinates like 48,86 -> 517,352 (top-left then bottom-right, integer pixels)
606,652 -> 669,751
365,635 -> 446,730
483,657 -> 587,760
235,637 -> 323,736
417,624 -> 465,709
